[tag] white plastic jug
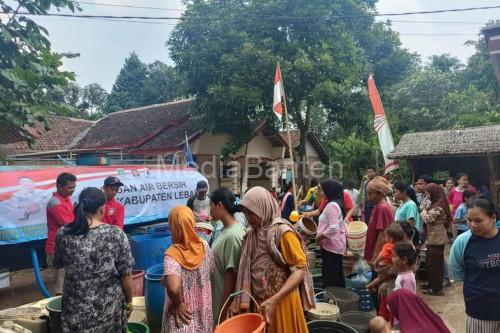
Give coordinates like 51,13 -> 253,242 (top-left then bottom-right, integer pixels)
0,321 -> 33,333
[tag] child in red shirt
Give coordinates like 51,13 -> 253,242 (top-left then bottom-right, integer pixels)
367,223 -> 405,290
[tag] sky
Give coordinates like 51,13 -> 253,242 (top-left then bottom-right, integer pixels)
18,0 -> 500,91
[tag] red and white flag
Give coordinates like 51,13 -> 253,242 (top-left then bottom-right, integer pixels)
368,74 -> 399,174
273,64 -> 284,120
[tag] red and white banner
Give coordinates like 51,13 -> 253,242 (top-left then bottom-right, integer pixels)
368,74 -> 399,174
0,165 -> 206,244
273,64 -> 284,120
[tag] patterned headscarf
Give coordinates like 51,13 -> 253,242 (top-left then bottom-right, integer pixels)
232,186 -> 315,313
165,206 -> 205,270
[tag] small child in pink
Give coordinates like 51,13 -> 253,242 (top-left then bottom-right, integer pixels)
392,242 -> 417,293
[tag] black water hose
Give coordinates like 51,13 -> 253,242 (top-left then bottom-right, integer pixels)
30,247 -> 52,298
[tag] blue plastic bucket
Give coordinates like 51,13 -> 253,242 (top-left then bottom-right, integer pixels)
145,263 -> 166,333
130,233 -> 172,270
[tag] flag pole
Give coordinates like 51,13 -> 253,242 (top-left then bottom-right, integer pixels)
278,63 -> 297,211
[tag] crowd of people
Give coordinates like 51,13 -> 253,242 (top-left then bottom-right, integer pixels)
43,168 -> 500,333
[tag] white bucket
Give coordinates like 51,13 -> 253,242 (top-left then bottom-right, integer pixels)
306,291 -> 340,321
346,221 -> 368,251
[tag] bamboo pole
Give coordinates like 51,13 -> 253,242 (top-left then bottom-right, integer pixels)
278,63 -> 297,211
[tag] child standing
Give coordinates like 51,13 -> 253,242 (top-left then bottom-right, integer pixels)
454,190 -> 477,236
393,243 -> 417,293
367,223 -> 405,290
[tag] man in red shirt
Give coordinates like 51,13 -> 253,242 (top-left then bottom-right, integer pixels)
46,172 -> 76,294
102,176 -> 125,229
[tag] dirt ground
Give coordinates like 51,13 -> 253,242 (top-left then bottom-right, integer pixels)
0,268 -> 466,333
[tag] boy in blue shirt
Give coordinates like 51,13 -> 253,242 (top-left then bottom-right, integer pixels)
454,190 -> 477,236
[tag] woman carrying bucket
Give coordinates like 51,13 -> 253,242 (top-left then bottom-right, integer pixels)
161,206 -> 215,333
316,178 -> 347,288
231,186 -> 315,333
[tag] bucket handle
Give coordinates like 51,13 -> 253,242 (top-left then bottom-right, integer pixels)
217,290 -> 261,327
314,291 -> 338,306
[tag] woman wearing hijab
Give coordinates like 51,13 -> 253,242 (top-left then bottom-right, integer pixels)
317,178 -> 346,288
161,206 -> 215,333
231,186 -> 314,333
421,183 -> 451,296
387,289 -> 451,333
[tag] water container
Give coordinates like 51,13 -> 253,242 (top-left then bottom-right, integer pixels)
0,268 -> 9,289
144,264 -> 166,333
0,307 -> 46,333
127,322 -> 150,333
307,320 -> 357,333
129,233 -> 172,270
325,287 -> 359,313
339,311 -> 375,333
46,296 -> 62,333
132,270 -> 145,296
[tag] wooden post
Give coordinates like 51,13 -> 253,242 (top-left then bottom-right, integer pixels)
410,159 -> 416,184
487,153 -> 498,206
278,63 -> 297,210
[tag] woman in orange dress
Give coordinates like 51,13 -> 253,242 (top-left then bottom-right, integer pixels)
231,186 -> 314,333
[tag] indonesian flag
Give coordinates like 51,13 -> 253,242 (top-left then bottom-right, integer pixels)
368,74 -> 399,174
273,64 -> 284,120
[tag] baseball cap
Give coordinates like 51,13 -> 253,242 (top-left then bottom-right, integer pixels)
104,176 -> 124,187
196,180 -> 208,192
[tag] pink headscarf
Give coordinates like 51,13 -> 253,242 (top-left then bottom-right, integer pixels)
387,289 -> 451,333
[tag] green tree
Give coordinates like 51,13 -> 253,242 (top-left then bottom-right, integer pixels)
62,82 -> 82,109
104,52 -> 147,113
0,0 -> 79,135
141,61 -> 187,105
461,39 -> 499,99
386,68 -> 458,133
329,133 -> 379,181
169,0 -> 415,184
81,83 -> 108,118
429,54 -> 463,73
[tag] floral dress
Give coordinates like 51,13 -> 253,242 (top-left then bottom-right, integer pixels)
54,224 -> 134,333
162,242 -> 215,333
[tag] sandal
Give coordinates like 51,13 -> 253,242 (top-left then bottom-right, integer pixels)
419,282 -> 430,289
422,288 -> 445,296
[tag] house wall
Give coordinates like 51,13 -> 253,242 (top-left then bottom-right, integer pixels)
191,133 -> 228,155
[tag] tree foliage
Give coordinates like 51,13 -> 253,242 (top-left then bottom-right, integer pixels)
0,0 -> 79,134
168,0 -> 416,176
141,61 -> 188,105
105,54 -> 187,113
104,52 -> 147,113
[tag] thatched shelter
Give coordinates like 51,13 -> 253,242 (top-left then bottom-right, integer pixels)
389,125 -> 500,205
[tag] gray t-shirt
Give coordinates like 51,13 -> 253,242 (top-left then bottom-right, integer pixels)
192,197 -> 211,222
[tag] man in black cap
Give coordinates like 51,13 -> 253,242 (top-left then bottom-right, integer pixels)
102,176 -> 125,229
187,180 -> 211,222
